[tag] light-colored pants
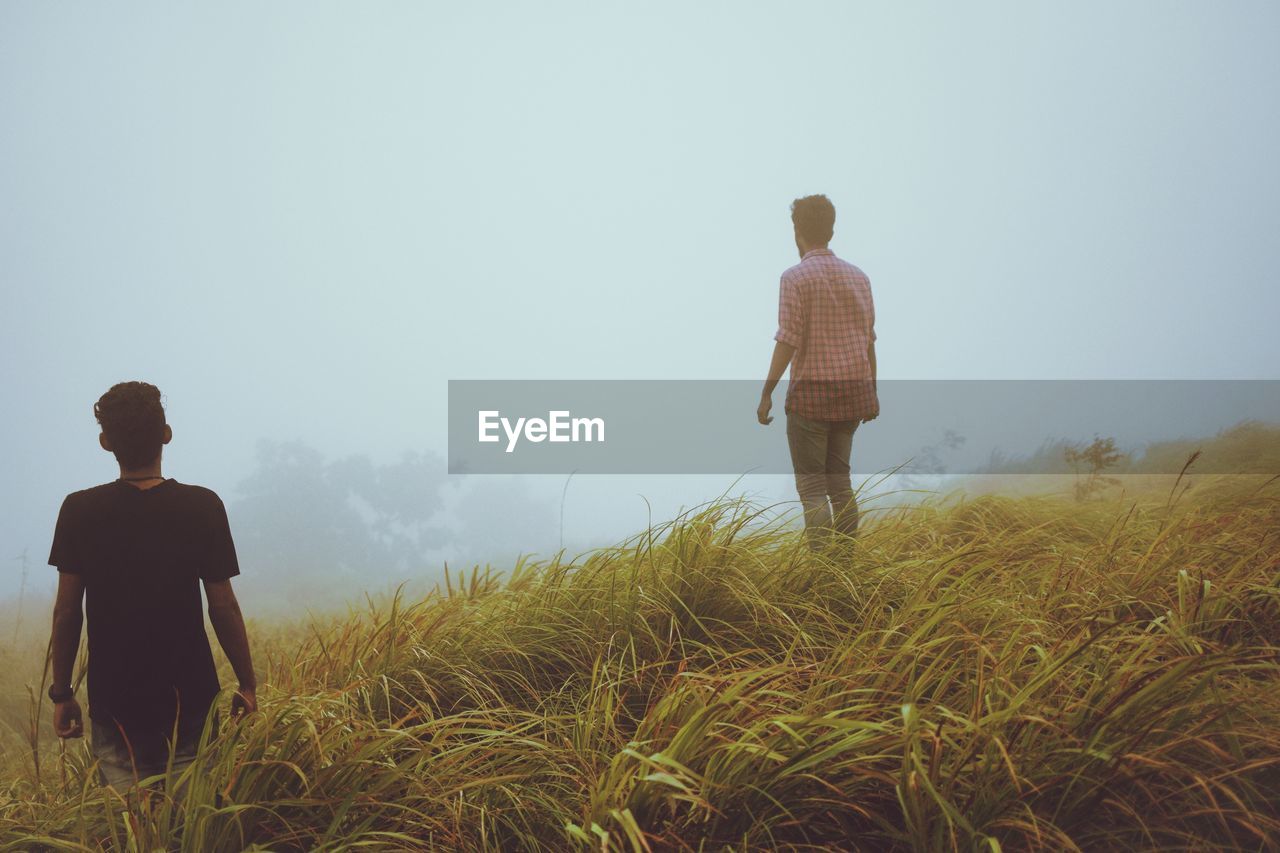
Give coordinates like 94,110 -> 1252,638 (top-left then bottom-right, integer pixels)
786,412 -> 860,548
90,721 -> 200,789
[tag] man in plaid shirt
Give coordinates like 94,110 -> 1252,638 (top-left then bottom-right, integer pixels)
758,194 -> 878,546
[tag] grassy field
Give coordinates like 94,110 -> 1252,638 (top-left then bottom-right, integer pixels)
1,469 -> 1278,851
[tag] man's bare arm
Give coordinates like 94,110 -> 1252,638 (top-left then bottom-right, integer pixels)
866,340 -> 880,421
758,340 -> 796,425
762,341 -> 796,399
49,573 -> 85,738
204,578 -> 257,713
50,573 -> 85,689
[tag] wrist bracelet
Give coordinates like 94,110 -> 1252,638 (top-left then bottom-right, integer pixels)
48,684 -> 74,703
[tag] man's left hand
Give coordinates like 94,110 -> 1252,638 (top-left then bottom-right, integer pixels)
757,395 -> 774,425
53,699 -> 83,739
231,686 -> 258,720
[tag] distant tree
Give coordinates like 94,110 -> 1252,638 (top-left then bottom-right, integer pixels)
903,430 -> 966,485
230,441 -> 450,607
1064,436 -> 1124,501
328,450 -> 451,566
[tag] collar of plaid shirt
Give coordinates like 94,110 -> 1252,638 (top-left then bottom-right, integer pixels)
801,247 -> 834,260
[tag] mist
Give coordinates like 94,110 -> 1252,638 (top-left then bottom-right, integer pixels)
3,2 -> 1279,613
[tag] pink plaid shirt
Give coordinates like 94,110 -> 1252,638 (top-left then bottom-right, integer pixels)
775,248 -> 877,422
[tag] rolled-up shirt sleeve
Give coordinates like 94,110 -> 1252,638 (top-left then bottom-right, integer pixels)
774,273 -> 805,348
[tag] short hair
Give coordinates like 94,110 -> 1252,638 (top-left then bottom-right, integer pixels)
94,382 -> 166,468
790,194 -> 836,245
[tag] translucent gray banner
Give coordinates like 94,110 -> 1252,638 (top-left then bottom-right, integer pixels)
447,380 -> 1280,475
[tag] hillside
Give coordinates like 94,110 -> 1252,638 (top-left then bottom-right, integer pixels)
1,472 -> 1278,850
978,420 -> 1280,478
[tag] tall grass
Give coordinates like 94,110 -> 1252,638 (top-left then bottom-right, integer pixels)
1,474 -> 1277,851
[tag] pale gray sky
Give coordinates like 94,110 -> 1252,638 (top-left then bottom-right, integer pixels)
2,2 -> 1278,598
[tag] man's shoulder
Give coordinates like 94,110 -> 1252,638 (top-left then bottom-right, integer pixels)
62,482 -> 121,507
780,259 -> 818,285
822,253 -> 868,281
841,259 -> 870,281
168,481 -> 226,507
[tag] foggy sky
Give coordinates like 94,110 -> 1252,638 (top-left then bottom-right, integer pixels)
2,2 -> 1278,600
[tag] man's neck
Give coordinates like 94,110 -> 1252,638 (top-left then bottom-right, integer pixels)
119,462 -> 164,489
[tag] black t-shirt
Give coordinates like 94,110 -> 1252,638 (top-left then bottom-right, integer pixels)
48,479 -> 239,738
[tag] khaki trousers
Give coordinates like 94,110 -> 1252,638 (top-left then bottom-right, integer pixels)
786,412 -> 860,548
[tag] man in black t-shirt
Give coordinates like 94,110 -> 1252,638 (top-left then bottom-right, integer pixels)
47,381 -> 257,788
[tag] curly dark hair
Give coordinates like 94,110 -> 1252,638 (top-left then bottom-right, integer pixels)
790,194 -> 836,245
94,382 -> 166,468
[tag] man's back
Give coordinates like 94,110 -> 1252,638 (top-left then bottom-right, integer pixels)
49,479 -> 239,737
775,247 -> 876,422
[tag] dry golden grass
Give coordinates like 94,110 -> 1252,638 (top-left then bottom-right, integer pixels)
1,472 -> 1277,851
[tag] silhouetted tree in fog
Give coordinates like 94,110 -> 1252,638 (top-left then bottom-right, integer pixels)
230,441 -> 449,606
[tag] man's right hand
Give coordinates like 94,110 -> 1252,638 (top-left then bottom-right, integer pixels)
231,685 -> 258,719
757,394 -> 774,425
53,698 -> 83,739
